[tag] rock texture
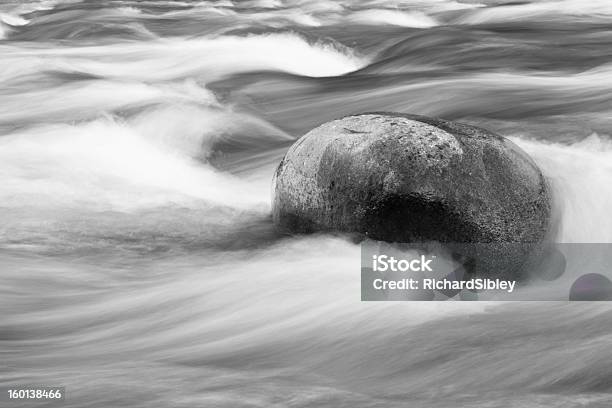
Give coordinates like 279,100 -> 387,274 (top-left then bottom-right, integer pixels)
274,113 -> 549,239
272,113 -> 551,277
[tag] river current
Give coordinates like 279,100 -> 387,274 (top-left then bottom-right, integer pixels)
1,1 -> 612,407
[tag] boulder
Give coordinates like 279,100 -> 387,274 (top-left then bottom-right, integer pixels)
272,113 -> 552,278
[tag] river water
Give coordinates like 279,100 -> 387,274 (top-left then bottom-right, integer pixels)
1,1 -> 612,407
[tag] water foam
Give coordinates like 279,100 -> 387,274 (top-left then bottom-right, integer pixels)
1,33 -> 364,83
514,134 -> 612,243
0,12 -> 29,39
0,103 -> 287,212
457,0 -> 612,24
345,9 -> 438,27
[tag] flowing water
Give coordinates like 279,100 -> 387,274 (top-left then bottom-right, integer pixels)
1,1 -> 612,406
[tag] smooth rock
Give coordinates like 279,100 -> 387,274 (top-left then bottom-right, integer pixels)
272,113 -> 552,278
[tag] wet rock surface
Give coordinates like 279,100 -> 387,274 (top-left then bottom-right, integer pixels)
272,113 -> 552,277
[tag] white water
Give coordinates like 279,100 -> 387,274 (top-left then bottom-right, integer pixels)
2,1 -> 612,407
516,135 -> 612,244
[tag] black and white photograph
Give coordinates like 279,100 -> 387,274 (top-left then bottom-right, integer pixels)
1,0 -> 612,406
